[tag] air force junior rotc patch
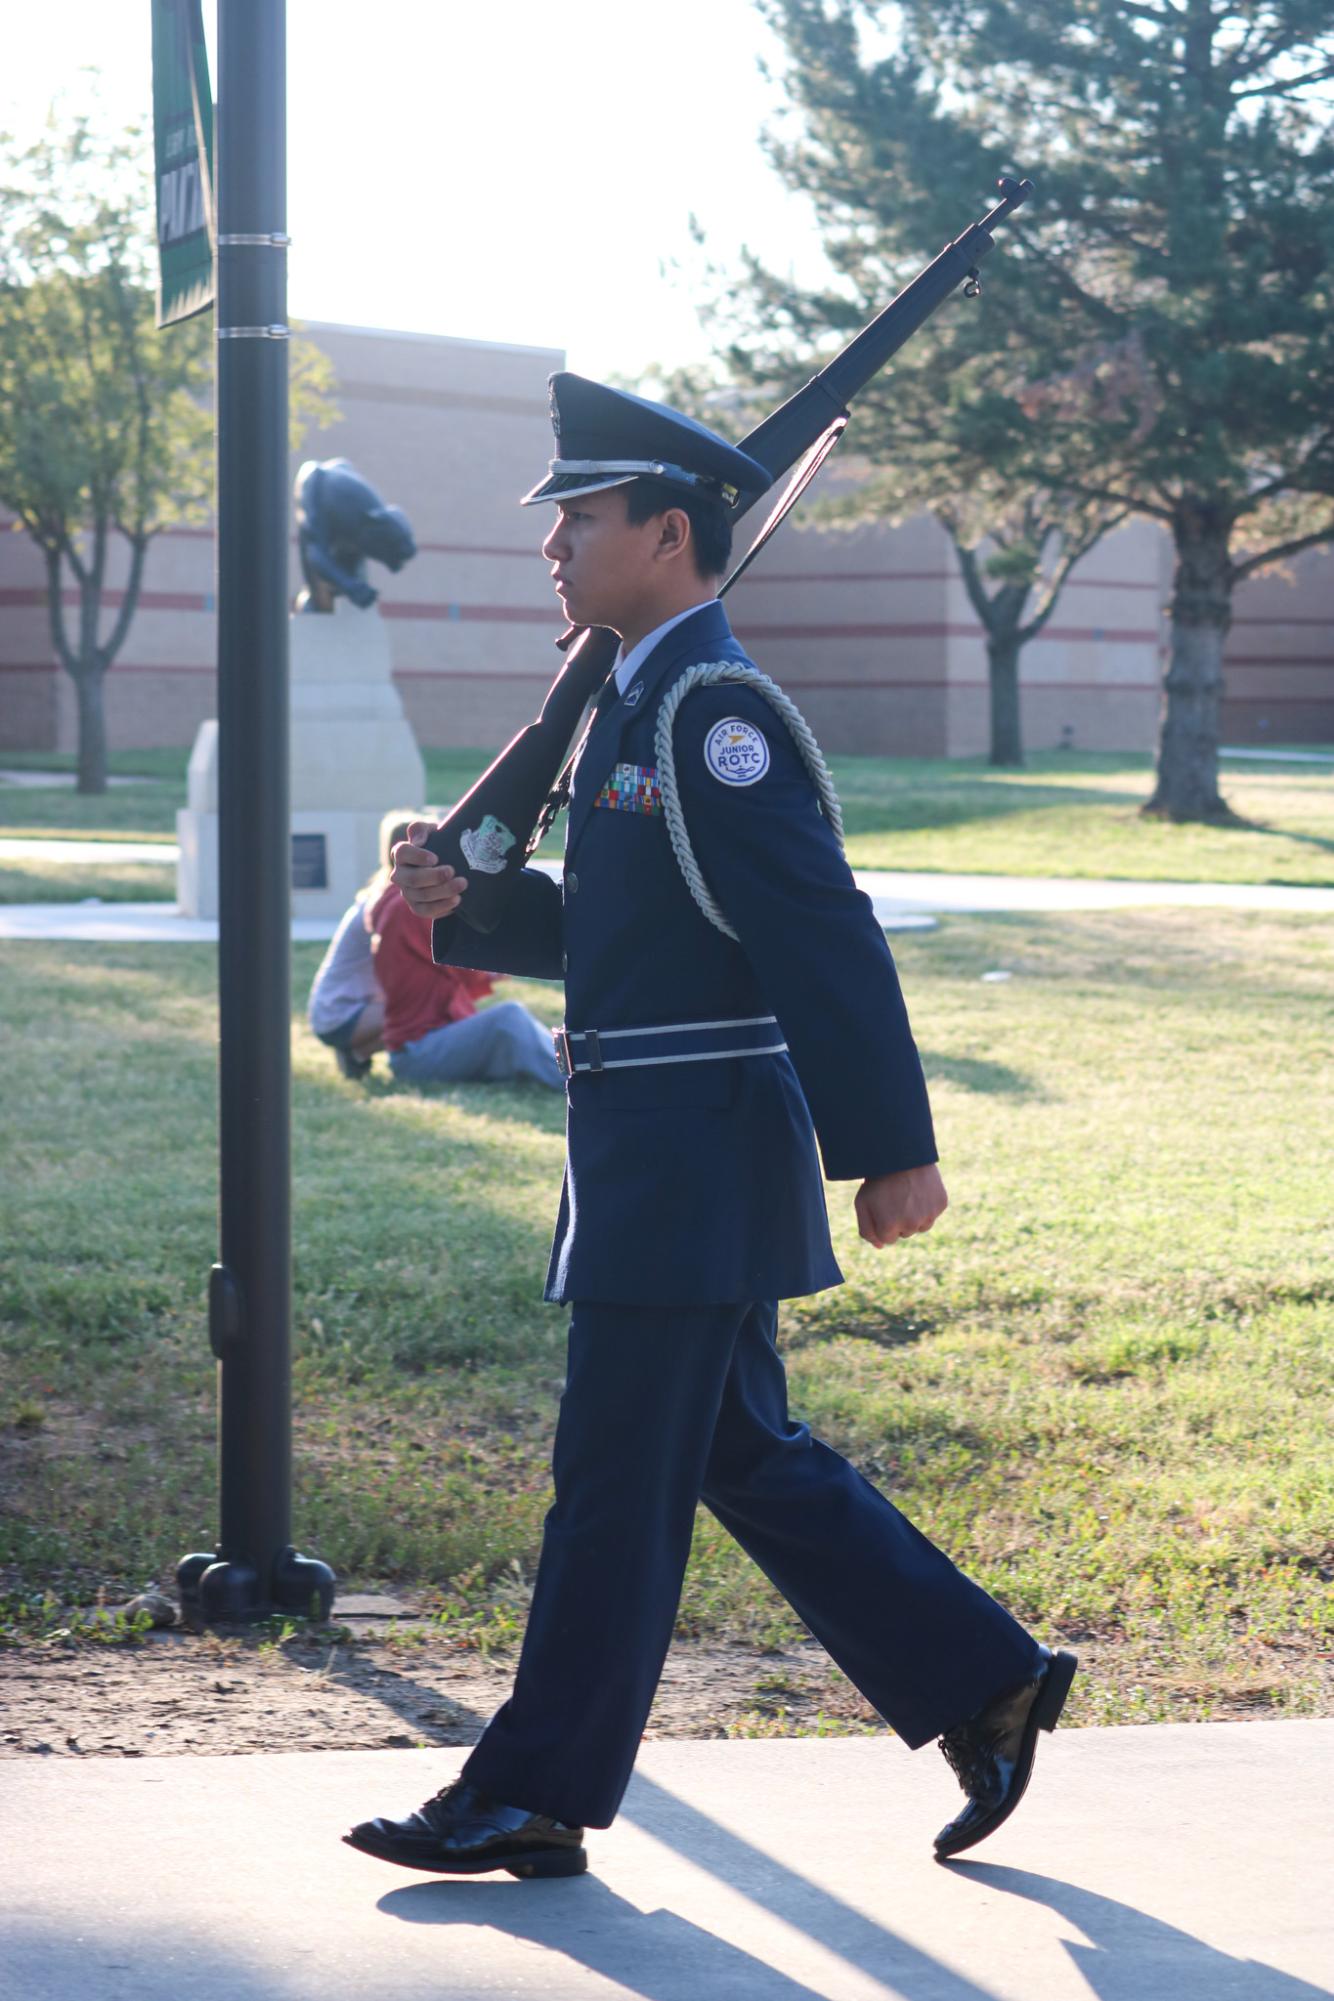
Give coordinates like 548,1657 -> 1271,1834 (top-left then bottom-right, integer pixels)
704,717 -> 770,786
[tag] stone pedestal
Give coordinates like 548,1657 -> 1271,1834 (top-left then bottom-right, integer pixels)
177,601 -> 427,919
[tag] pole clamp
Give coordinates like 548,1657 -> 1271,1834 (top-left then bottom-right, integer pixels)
217,325 -> 290,340
208,1263 -> 245,1359
217,233 -> 292,248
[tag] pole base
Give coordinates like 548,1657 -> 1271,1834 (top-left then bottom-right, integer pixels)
272,1546 -> 337,1620
176,1547 -> 336,1625
176,1551 -> 218,1608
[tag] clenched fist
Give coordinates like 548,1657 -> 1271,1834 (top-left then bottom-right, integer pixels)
855,1163 -> 948,1248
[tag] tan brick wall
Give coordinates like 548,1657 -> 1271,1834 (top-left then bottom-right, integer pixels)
0,665 -> 59,750
0,324 -> 565,756
3,321 -> 1330,760
1223,547 -> 1334,745
0,528 -> 58,749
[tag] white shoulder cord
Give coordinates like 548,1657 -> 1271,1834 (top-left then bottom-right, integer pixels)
653,661 -> 845,940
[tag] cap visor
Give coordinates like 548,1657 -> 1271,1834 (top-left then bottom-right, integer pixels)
519,471 -> 639,506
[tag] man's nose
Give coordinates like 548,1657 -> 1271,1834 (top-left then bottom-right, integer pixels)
542,520 -> 567,562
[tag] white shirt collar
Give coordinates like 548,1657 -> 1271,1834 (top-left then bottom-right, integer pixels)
613,600 -> 719,697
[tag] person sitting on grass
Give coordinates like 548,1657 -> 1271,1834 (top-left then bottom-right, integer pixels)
368,823 -> 562,1092
306,877 -> 386,1083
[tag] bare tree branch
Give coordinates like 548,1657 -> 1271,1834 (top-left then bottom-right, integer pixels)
41,548 -> 78,677
951,535 -> 997,629
60,528 -> 90,588
1235,63 -> 1334,97
1019,514 -> 1129,641
1232,521 -> 1334,580
98,532 -> 150,667
1061,477 -> 1176,521
1233,431 -> 1334,515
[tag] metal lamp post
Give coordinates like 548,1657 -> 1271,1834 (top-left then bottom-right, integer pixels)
178,0 -> 335,1624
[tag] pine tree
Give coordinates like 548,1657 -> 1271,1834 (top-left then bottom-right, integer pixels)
741,0 -> 1334,815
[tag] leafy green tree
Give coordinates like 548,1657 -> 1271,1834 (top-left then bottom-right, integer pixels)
832,324 -> 1127,768
737,0 -> 1334,816
0,119 -> 333,792
942,496 -> 1127,768
670,244 -> 1124,766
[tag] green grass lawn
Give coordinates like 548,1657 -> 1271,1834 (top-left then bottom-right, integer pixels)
0,749 -> 183,842
834,751 -> 1334,885
1,909 -> 1330,1724
0,861 -> 177,904
419,747 -> 1334,886
3,745 -> 1331,890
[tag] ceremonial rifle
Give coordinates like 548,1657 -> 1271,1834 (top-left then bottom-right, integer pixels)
427,175 -> 1034,933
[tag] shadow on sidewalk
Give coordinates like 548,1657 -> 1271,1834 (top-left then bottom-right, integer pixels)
381,1876 -> 870,2001
377,1775 -> 1331,2001
379,1765 -> 1005,2001
945,1862 -> 1332,2001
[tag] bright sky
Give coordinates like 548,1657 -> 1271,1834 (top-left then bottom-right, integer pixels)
2,0 -> 836,381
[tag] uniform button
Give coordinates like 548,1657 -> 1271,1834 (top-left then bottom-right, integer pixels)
566,872 -> 579,895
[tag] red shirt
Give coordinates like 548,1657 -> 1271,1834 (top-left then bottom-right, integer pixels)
368,883 -> 495,1052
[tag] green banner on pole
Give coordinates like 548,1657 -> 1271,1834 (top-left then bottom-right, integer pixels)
152,0 -> 214,326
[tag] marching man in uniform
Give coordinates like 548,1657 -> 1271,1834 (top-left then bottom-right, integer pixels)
344,376 -> 1076,1879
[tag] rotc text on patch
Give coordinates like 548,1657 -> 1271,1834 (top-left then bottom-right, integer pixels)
704,718 -> 770,787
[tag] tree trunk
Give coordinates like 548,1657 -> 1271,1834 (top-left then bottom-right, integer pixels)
73,668 -> 109,794
987,631 -> 1024,767
1145,507 -> 1234,821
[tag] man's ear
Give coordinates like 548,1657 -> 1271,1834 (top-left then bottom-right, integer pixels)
654,507 -> 693,565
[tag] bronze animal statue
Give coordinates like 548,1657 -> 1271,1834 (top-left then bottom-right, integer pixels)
294,459 -> 417,612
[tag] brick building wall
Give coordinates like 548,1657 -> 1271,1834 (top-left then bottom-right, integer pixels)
1220,546 -> 1334,745
1,320 -> 1328,757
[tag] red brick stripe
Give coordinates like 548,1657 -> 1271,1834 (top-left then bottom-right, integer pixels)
1220,655 -> 1333,668
0,587 -> 212,613
732,620 -> 1159,644
380,601 -> 556,624
1222,693 -> 1334,707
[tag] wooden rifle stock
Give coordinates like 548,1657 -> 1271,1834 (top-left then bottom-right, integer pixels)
427,176 -> 1032,934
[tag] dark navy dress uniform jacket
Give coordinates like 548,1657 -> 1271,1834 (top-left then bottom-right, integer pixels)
432,600 -> 937,1306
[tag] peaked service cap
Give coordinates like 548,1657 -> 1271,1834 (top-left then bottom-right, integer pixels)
519,372 -> 771,509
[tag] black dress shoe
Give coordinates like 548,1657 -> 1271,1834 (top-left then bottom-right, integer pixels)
934,1646 -> 1078,1859
344,1778 -> 587,1878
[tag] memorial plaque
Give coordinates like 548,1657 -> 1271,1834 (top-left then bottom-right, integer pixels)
291,832 -> 328,891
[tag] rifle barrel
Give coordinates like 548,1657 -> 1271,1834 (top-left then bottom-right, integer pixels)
427,176 -> 1033,932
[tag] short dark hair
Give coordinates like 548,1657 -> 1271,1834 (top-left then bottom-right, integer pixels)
624,476 -> 733,580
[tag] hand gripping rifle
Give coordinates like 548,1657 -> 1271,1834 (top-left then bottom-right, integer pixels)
427,175 -> 1033,932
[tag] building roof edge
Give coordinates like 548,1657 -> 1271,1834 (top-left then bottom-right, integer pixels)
294,319 -> 565,362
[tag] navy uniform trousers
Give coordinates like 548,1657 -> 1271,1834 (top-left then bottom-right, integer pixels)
458,1299 -> 1040,1828
433,602 -> 1043,1829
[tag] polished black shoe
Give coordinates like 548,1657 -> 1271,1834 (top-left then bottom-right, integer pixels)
344,1778 -> 587,1878
934,1646 -> 1078,1859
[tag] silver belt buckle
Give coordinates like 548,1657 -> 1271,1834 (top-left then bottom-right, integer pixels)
552,1027 -> 573,1079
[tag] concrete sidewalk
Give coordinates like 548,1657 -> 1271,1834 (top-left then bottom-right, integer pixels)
3,1726 -> 1330,1999
0,900 -> 344,943
3,866 -> 1333,943
854,869 -> 1334,919
0,835 -> 176,865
